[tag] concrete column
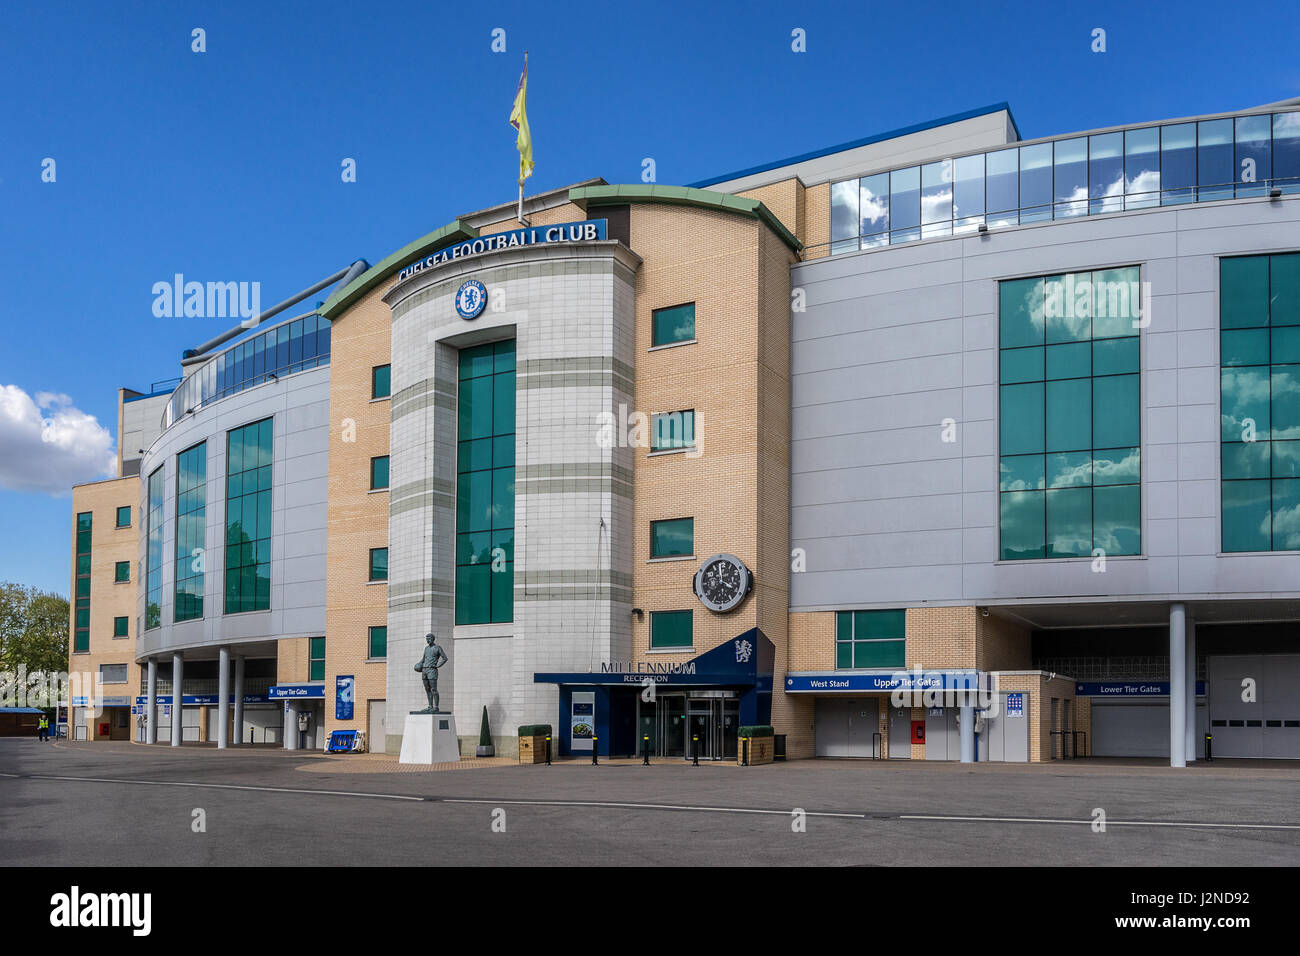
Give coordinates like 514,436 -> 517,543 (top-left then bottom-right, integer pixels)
146,658 -> 158,745
284,702 -> 299,750
233,656 -> 245,746
170,652 -> 184,747
1185,616 -> 1197,762
217,646 -> 230,749
959,705 -> 975,763
1169,603 -> 1187,768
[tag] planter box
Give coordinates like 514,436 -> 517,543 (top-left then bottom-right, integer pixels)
518,734 -> 549,764
738,736 -> 774,765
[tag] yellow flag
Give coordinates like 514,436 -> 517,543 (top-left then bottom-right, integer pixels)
509,53 -> 534,182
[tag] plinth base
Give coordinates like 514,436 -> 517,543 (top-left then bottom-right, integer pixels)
398,713 -> 460,764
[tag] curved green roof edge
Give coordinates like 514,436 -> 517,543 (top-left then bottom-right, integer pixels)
318,219 -> 478,319
568,184 -> 802,254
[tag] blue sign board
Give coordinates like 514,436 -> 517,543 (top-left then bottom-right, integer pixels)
398,219 -> 607,281
1075,681 -> 1207,697
135,694 -> 268,705
1006,692 -> 1025,717
336,675 -> 355,720
784,671 -> 982,694
267,684 -> 326,700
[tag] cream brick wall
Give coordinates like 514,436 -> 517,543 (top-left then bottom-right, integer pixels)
69,477 -> 142,739
991,672 -> 1076,762
977,612 -> 1032,671
323,283 -> 394,749
803,182 -> 830,260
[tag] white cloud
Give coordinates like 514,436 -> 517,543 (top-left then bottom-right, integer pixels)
0,385 -> 116,495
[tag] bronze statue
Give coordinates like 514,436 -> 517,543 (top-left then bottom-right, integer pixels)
413,633 -> 448,713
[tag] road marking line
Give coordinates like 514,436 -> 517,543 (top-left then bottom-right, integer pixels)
901,814 -> 1300,831
9,773 -> 424,802
442,798 -> 865,818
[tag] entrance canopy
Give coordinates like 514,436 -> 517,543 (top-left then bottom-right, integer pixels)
534,627 -> 775,691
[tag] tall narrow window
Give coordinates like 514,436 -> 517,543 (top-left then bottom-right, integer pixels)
225,419 -> 272,613
368,626 -> 387,659
370,456 -> 389,490
372,364 -> 391,399
455,340 -> 515,625
74,511 -> 91,651
1221,252 -> 1300,551
309,637 -> 325,681
174,442 -> 206,622
146,467 -> 165,629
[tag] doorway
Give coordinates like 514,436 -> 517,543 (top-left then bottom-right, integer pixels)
686,695 -> 739,761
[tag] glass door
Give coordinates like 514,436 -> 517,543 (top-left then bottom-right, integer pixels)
657,694 -> 686,757
687,699 -> 712,760
721,699 -> 739,760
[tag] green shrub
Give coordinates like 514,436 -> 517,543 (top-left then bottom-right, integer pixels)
737,725 -> 773,737
479,706 -> 492,746
517,724 -> 552,737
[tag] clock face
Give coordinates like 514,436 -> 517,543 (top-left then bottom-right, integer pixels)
455,279 -> 487,320
693,554 -> 751,613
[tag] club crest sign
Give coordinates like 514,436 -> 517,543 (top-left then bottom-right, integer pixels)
455,279 -> 488,320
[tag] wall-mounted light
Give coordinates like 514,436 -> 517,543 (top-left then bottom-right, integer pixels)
631,608 -> 644,621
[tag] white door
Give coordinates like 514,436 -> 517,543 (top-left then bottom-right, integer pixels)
368,700 -> 387,754
887,706 -> 911,759
1209,654 -> 1300,759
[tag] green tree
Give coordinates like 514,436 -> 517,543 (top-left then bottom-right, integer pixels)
0,582 -> 69,674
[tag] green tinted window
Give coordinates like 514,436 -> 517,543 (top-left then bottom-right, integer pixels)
368,626 -> 387,659
652,303 -> 696,346
74,512 -> 92,650
372,364 -> 391,399
650,610 -> 693,648
225,419 -> 272,613
369,547 -> 388,581
835,610 -> 905,669
115,506 -> 131,528
999,267 -> 1141,559
370,456 -> 389,490
650,518 -> 694,558
113,616 -> 129,638
651,410 -> 695,451
309,637 -> 325,682
114,561 -> 130,582
1221,253 -> 1300,550
174,442 -> 206,622
456,340 -> 515,624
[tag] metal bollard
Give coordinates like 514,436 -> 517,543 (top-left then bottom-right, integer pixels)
1204,732 -> 1213,762
592,735 -> 598,765
642,734 -> 650,766
692,734 -> 699,767
741,737 -> 749,766
250,727 -> 254,745
545,734 -> 551,766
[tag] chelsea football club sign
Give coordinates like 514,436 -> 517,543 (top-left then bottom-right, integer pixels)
398,219 -> 607,282
455,280 -> 487,319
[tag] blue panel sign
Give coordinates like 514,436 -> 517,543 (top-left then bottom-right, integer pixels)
135,694 -> 269,705
1075,681 -> 1207,697
267,684 -> 326,700
1006,692 -> 1024,717
398,219 -> 607,281
784,671 -> 982,693
336,675 -> 355,720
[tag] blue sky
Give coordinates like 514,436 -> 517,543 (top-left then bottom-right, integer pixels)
1,0 -> 1298,595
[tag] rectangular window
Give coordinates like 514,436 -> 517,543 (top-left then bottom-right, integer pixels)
650,410 -> 695,451
650,609 -> 693,649
835,610 -> 906,669
115,505 -> 131,528
74,511 -> 92,651
650,518 -> 694,558
225,419 -> 273,613
998,267 -> 1142,559
368,626 -> 387,659
174,442 -> 206,623
114,561 -> 130,582
370,456 -> 389,490
455,340 -> 515,625
1221,252 -> 1300,551
99,664 -> 128,684
146,466 -> 164,629
369,547 -> 388,581
113,616 -> 129,638
309,637 -> 325,682
652,303 -> 695,346
372,364 -> 391,399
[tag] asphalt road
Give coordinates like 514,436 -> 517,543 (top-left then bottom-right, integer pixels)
4,739 -> 1299,866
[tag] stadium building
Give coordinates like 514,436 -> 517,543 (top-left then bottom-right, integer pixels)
68,95 -> 1300,765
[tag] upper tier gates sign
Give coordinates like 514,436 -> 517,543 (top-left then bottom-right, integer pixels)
398,219 -> 607,281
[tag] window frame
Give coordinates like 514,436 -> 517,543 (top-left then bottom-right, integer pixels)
368,547 -> 388,582
372,364 -> 392,400
115,505 -> 131,528
649,517 -> 694,559
649,609 -> 694,650
368,625 -> 387,660
114,561 -> 131,583
370,455 -> 390,491
650,302 -> 697,348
